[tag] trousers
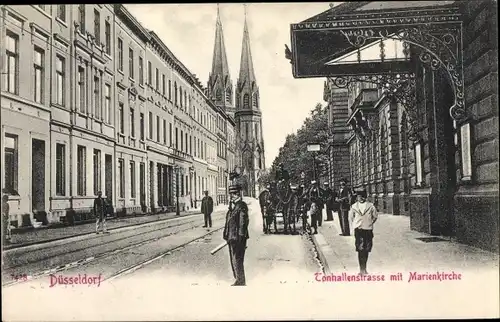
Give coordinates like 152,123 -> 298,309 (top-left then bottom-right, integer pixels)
228,239 -> 247,285
96,216 -> 107,233
204,212 -> 212,227
338,209 -> 350,236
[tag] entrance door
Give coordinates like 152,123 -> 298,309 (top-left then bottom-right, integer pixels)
31,139 -> 45,213
105,154 -> 113,203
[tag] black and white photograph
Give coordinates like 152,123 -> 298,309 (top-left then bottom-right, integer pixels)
1,2 -> 499,320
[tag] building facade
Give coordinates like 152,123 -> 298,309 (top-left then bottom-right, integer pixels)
296,1 -> 498,252
1,4 -> 235,228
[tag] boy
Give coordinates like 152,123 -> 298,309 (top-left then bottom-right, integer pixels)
349,188 -> 378,275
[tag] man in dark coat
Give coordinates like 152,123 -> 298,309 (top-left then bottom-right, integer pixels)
323,182 -> 335,222
94,191 -> 108,234
201,190 -> 214,228
275,163 -> 290,182
223,184 -> 249,286
335,178 -> 353,236
307,180 -> 323,234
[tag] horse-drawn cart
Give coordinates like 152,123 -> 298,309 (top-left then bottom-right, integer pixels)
258,180 -> 302,235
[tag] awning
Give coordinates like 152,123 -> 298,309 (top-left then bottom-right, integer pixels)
289,1 -> 462,78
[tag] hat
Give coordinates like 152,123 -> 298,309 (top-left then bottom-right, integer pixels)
323,182 -> 329,186
354,187 -> 367,197
228,184 -> 242,194
311,180 -> 317,184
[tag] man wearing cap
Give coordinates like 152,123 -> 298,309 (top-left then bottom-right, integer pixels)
223,184 -> 249,286
275,163 -> 290,182
349,187 -> 378,275
307,180 -> 323,234
322,182 -> 336,222
201,190 -> 214,228
94,191 -> 108,234
335,178 -> 353,236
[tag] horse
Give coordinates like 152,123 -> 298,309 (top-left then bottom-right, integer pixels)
275,180 -> 300,234
258,189 -> 277,234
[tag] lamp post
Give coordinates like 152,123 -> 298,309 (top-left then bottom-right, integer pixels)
307,143 -> 321,182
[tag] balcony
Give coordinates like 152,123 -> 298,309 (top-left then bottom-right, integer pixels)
346,88 -> 380,141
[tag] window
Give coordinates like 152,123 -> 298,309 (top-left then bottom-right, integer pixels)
93,149 -> 101,195
130,161 -> 136,198
169,123 -> 172,146
184,92 -> 187,110
4,134 -> 18,194
6,32 -> 18,94
163,119 -> 167,144
168,80 -> 172,100
94,9 -> 100,44
105,21 -> 111,55
148,61 -> 152,84
78,5 -> 86,33
174,82 -> 178,105
126,49 -> 134,81
180,130 -> 184,152
243,94 -> 250,109
140,113 -> 145,141
56,56 -> 65,106
57,5 -> 66,22
156,115 -> 160,142
253,93 -> 258,108
77,66 -> 86,113
185,133 -> 188,153
189,136 -> 192,155
77,145 -> 86,196
162,74 -> 166,95
94,75 -> 101,119
118,103 -> 124,134
56,143 -> 66,196
130,108 -> 135,137
216,89 -> 222,101
179,87 -> 183,107
139,57 -> 144,85
34,47 -> 44,103
118,159 -> 125,198
149,112 -> 153,140
155,68 -> 159,91
105,84 -> 111,124
226,89 -> 231,104
175,127 -> 178,150
118,38 -> 123,71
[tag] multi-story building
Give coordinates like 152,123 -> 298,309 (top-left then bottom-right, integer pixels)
294,0 -> 499,253
1,4 -> 235,229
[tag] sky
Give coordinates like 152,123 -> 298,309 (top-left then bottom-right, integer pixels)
126,3 -> 335,168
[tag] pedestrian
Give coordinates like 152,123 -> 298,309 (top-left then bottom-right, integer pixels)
2,194 -> 12,243
335,178 -> 353,236
94,191 -> 108,234
201,190 -> 214,228
323,182 -> 335,222
307,180 -> 322,234
222,184 -> 249,286
349,187 -> 378,275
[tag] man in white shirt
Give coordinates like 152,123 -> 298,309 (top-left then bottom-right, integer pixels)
349,187 -> 378,275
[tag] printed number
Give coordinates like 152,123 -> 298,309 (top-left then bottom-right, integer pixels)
11,274 -> 28,281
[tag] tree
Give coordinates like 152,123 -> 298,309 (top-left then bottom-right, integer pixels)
269,103 -> 330,186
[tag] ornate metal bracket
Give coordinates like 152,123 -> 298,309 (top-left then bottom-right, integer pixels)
337,25 -> 466,124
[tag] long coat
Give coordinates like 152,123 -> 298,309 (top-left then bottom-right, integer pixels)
223,199 -> 249,243
201,196 -> 214,215
94,197 -> 106,220
337,187 -> 353,210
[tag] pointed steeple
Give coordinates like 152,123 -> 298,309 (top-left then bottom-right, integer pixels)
208,4 -> 234,114
238,4 -> 257,88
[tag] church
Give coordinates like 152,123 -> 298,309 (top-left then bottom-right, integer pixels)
207,5 -> 266,198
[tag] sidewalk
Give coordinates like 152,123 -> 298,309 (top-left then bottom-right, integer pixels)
312,212 -> 500,275
5,203 -> 230,250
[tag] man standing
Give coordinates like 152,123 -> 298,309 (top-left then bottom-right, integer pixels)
307,180 -> 322,234
336,178 -> 353,236
2,194 -> 12,244
349,188 -> 378,275
323,182 -> 335,222
223,184 -> 249,286
94,191 -> 108,234
201,190 -> 214,228
275,163 -> 290,182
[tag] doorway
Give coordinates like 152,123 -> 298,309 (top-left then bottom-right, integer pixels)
105,154 -> 113,203
31,139 -> 45,213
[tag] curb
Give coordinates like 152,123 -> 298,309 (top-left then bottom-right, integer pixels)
4,211 -> 202,251
311,233 -> 332,274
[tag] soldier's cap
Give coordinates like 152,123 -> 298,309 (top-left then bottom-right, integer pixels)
311,180 -> 317,184
291,185 -> 297,190
228,184 -> 242,194
300,184 -> 305,188
323,182 -> 329,186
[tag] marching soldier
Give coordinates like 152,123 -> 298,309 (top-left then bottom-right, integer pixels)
223,184 -> 249,286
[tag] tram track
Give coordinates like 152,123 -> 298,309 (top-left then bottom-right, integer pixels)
2,213 -> 225,288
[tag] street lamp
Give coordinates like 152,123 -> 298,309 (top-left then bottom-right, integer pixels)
307,143 -> 321,182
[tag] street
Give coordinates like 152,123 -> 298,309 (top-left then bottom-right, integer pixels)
3,198 -> 319,290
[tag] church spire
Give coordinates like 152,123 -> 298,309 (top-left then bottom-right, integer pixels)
238,4 -> 257,87
208,4 -> 234,113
